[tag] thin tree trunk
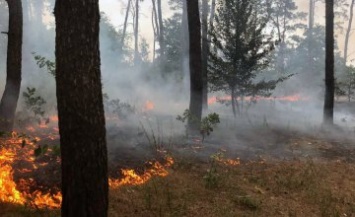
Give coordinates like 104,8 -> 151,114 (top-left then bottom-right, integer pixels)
309,0 -> 315,30
231,87 -> 237,118
181,0 -> 189,77
187,0 -> 203,134
151,0 -> 160,62
54,0 -> 108,216
151,0 -> 160,37
308,0 -> 315,69
0,0 -> 23,132
120,0 -> 131,52
134,0 -> 140,65
344,0 -> 354,64
157,0 -> 165,56
323,0 -> 335,125
151,8 -> 156,61
201,0 -> 209,112
207,0 -> 216,43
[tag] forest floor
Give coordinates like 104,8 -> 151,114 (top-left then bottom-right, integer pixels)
2,121 -> 355,216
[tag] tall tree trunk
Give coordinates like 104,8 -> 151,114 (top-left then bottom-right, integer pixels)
151,0 -> 160,37
0,0 -> 23,132
134,0 -> 140,65
201,0 -> 209,112
54,0 -> 108,216
120,0 -> 131,52
187,0 -> 203,134
324,0 -> 335,125
344,0 -> 354,64
157,0 -> 165,56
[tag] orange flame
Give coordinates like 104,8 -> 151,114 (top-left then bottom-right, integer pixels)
208,94 -> 309,105
144,100 -> 155,111
109,157 -> 174,188
1,129 -> 174,209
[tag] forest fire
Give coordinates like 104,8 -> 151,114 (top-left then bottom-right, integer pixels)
0,126 -> 174,209
109,157 -> 174,188
207,94 -> 309,105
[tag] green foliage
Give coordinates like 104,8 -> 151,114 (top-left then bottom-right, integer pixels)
23,87 -> 46,117
200,113 -> 220,142
336,65 -> 355,101
176,109 -> 192,123
32,53 -> 56,76
177,109 -> 220,141
17,87 -> 48,127
203,151 -> 223,189
209,0 -> 286,116
103,94 -> 135,120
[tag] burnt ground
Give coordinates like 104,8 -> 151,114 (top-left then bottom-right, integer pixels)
6,116 -> 355,200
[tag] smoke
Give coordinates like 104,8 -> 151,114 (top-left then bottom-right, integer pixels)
0,0 -> 355,162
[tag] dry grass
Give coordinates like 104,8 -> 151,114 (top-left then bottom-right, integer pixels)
2,157 -> 355,217
109,157 -> 355,217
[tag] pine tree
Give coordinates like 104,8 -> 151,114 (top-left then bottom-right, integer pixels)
54,0 -> 108,215
209,0 -> 276,117
186,0 -> 203,134
323,0 -> 335,125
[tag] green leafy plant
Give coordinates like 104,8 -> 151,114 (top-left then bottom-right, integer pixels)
23,87 -> 46,117
200,113 -> 220,142
177,109 -> 220,141
17,87 -> 48,127
203,151 -> 223,189
103,94 -> 135,120
32,53 -> 56,76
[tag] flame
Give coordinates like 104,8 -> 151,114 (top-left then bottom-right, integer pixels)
49,115 -> 59,122
219,158 -> 240,166
208,94 -> 309,105
144,100 -> 155,111
0,127 -> 174,209
109,157 -> 174,188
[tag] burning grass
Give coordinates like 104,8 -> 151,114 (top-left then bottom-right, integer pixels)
2,119 -> 355,216
2,154 -> 355,216
0,126 -> 174,213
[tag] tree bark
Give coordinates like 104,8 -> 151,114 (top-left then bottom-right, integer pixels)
54,0 -> 108,216
344,0 -> 354,64
201,0 -> 209,112
134,0 -> 140,65
324,0 -> 335,125
187,0 -> 203,134
120,0 -> 131,52
0,0 -> 23,132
